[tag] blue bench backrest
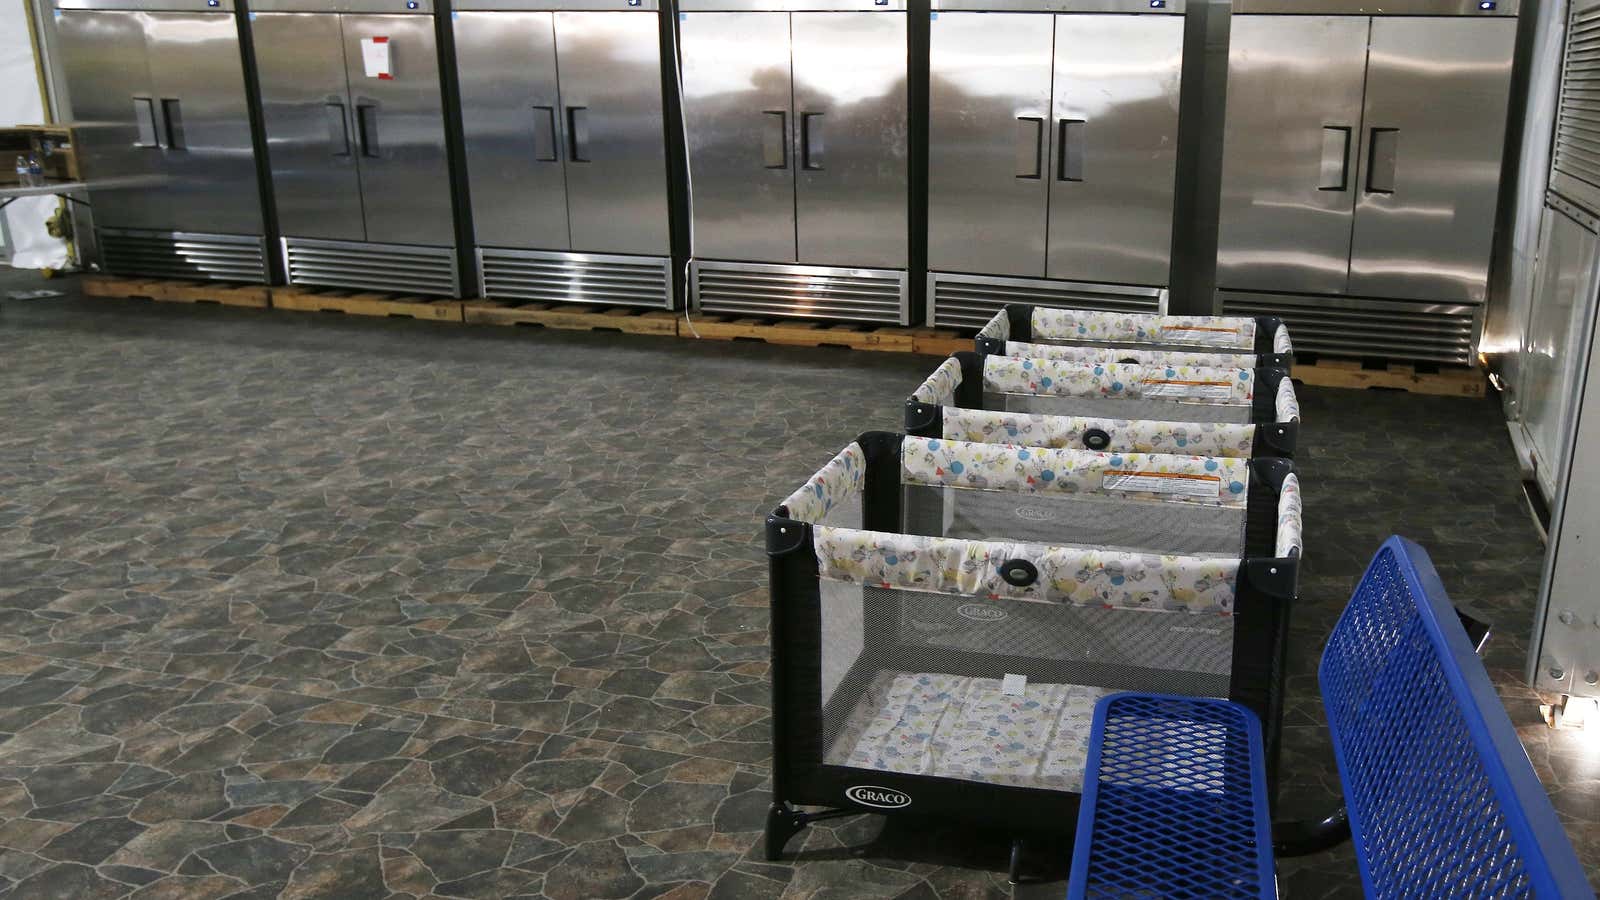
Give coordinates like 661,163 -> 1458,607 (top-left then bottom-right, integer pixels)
1319,536 -> 1592,898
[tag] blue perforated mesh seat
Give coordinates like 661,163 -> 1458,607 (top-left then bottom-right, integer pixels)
1069,536 -> 1591,899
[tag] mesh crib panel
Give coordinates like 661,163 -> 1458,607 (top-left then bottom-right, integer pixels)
817,583 -> 1234,793
902,484 -> 1247,557
986,390 -> 1257,425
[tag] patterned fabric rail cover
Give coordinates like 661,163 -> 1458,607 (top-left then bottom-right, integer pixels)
984,356 -> 1256,407
900,436 -> 1250,508
1031,309 -> 1257,350
814,528 -> 1241,614
940,408 -> 1257,459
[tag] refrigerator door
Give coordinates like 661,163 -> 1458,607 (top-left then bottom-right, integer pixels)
55,10 -> 167,230
252,12 -> 365,241
1523,206 -> 1600,501
1047,13 -> 1183,287
555,11 -> 670,256
1348,17 -> 1516,304
455,10 -> 568,251
791,11 -> 907,269
143,12 -> 263,236
925,12 -> 1052,278
1216,16 -> 1370,295
679,11 -> 795,263
341,14 -> 455,247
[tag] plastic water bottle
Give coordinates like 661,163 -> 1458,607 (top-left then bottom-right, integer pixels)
27,155 -> 43,186
14,155 -> 29,187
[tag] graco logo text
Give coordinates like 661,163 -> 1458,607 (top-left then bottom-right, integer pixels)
1014,506 -> 1056,522
845,786 -> 911,809
957,603 -> 1007,622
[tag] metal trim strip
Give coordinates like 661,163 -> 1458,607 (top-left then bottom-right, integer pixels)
247,0 -> 434,13
690,258 -> 910,325
476,247 -> 672,308
1231,0 -> 1516,14
678,0 -> 903,10
453,0 -> 657,9
929,0 -> 1183,12
282,237 -> 461,295
55,0 -> 235,10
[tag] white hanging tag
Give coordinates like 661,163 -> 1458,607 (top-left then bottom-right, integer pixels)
1001,673 -> 1026,697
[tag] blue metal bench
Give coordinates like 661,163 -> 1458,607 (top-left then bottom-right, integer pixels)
1067,536 -> 1593,899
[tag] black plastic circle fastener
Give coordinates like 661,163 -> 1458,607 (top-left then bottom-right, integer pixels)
1000,559 -> 1038,587
1083,428 -> 1111,451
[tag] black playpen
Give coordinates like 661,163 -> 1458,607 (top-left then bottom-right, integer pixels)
976,305 -> 1294,370
765,432 -> 1302,869
907,351 -> 1300,458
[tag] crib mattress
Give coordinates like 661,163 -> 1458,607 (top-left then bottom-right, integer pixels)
825,671 -> 1112,793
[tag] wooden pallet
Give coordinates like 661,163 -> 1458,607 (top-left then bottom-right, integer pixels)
1294,357 -> 1487,398
463,300 -> 678,336
271,286 -> 464,322
82,275 -> 270,309
685,314 -> 928,352
911,329 -> 971,358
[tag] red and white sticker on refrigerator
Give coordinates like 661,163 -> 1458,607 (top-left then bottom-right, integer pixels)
361,37 -> 392,79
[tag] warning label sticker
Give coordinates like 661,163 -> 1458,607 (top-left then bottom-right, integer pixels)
1160,324 -> 1242,346
1102,470 -> 1222,499
1141,379 -> 1236,402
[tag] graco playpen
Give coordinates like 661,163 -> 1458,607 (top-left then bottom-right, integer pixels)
907,352 -> 1300,458
976,305 -> 1294,370
764,432 -> 1302,863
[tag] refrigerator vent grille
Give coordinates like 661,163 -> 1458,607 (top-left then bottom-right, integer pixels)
693,261 -> 908,325
283,238 -> 460,297
1219,294 -> 1477,366
1555,0 -> 1600,214
929,272 -> 1163,331
98,230 -> 267,284
479,250 -> 671,309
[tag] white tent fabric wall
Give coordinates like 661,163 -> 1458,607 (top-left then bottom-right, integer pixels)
0,0 -> 68,270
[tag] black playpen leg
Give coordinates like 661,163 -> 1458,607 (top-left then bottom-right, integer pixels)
765,802 -> 863,861
765,802 -> 809,861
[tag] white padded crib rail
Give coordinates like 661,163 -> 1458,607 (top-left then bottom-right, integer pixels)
1276,473 -> 1302,559
780,441 -> 865,525
814,527 -> 1242,614
984,356 -> 1257,408
1031,309 -> 1258,350
941,408 -> 1258,459
1276,377 -> 1300,423
900,436 -> 1250,509
1002,341 -> 1259,370
912,357 -> 963,406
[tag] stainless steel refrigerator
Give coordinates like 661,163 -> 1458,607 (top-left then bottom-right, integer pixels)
454,0 -> 673,307
678,0 -> 910,325
54,0 -> 269,282
249,0 -> 466,295
924,0 -> 1186,330
1215,0 -> 1518,365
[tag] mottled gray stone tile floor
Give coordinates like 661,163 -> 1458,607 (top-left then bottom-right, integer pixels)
0,269 -> 1595,898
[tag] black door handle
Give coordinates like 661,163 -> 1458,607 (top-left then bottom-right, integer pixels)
566,106 -> 589,163
1366,127 -> 1399,194
1016,116 -> 1043,179
801,112 -> 824,170
531,105 -> 557,162
1058,118 -> 1085,182
326,99 -> 350,156
762,110 -> 787,169
133,97 -> 160,148
356,103 -> 380,158
159,98 -> 185,150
